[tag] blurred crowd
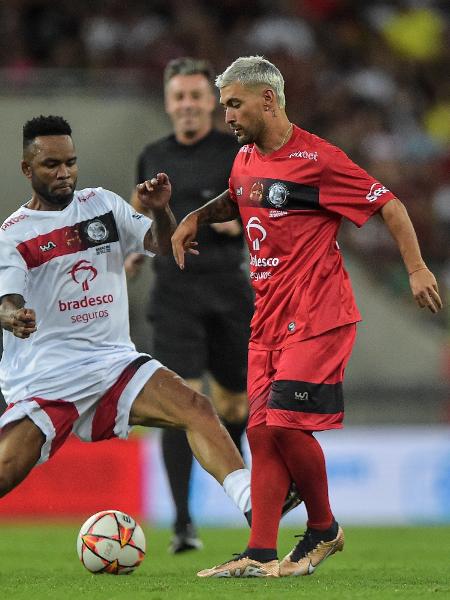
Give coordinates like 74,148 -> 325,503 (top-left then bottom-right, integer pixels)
0,0 -> 449,327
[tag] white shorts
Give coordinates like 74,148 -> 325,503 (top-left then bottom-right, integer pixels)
0,354 -> 163,464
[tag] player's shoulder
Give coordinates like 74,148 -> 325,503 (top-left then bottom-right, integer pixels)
0,206 -> 30,237
294,127 -> 346,161
75,186 -> 122,205
296,127 -> 344,156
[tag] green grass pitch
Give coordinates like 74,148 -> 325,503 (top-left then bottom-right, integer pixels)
1,524 -> 449,599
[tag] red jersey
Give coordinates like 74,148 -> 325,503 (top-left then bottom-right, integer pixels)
229,125 -> 396,350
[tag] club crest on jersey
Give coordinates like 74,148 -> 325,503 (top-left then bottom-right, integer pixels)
84,219 -> 109,243
68,259 -> 98,292
268,182 -> 289,208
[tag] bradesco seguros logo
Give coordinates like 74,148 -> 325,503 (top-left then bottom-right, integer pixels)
68,259 -> 98,291
246,216 -> 267,251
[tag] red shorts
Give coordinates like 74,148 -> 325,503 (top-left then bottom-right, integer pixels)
247,323 -> 357,431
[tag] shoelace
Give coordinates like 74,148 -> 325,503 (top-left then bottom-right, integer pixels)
290,529 -> 320,562
214,552 -> 248,568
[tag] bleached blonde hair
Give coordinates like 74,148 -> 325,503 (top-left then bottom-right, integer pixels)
215,56 -> 285,108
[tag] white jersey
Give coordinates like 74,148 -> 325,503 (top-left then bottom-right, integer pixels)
0,187 -> 153,404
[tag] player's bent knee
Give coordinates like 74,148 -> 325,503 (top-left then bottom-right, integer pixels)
184,390 -> 219,425
130,368 -> 220,429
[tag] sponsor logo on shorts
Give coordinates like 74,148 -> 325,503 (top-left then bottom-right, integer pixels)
366,183 -> 389,203
295,391 -> 309,401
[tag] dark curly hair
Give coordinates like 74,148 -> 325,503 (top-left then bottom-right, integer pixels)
23,115 -> 72,150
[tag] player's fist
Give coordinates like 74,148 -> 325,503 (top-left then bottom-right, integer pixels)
9,308 -> 37,339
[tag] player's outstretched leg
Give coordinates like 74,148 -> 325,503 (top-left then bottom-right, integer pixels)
279,520 -> 344,576
129,367 -> 251,513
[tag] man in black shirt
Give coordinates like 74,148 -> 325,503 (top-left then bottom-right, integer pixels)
128,58 -> 253,553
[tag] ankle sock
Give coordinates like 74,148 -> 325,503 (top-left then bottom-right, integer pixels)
246,547 -> 277,562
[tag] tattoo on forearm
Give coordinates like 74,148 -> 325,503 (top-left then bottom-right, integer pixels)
199,193 -> 239,224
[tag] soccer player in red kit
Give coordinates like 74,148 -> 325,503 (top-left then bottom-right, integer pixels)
171,56 -> 443,578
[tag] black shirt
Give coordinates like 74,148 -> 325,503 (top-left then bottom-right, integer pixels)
137,129 -> 245,277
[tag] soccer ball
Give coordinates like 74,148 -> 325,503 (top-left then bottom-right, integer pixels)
77,510 -> 146,574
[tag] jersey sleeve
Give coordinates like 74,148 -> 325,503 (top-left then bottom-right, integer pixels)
228,151 -> 243,203
319,148 -> 396,227
228,176 -> 238,203
0,232 -> 28,298
105,190 -> 154,256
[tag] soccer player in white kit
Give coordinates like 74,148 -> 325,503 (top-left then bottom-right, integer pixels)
0,115 -> 252,515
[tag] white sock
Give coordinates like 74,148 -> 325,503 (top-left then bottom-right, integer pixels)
223,468 -> 251,513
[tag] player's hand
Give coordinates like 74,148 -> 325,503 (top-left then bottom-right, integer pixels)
136,173 -> 171,211
409,268 -> 443,314
4,308 -> 37,338
171,214 -> 200,270
124,252 -> 145,278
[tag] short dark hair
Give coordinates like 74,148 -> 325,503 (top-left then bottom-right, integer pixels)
23,115 -> 72,150
163,57 -> 215,87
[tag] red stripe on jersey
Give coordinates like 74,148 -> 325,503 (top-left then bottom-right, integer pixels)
32,398 -> 79,457
91,356 -> 150,441
16,211 -> 119,269
17,224 -> 87,269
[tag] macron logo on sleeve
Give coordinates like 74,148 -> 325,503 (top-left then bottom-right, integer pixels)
366,183 -> 389,203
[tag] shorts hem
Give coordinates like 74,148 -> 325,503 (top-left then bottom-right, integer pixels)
112,358 -> 164,439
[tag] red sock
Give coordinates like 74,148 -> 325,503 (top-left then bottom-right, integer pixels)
247,423 -> 291,550
270,426 -> 334,530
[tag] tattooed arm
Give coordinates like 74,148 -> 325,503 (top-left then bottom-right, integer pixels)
171,190 -> 239,269
195,190 -> 240,224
